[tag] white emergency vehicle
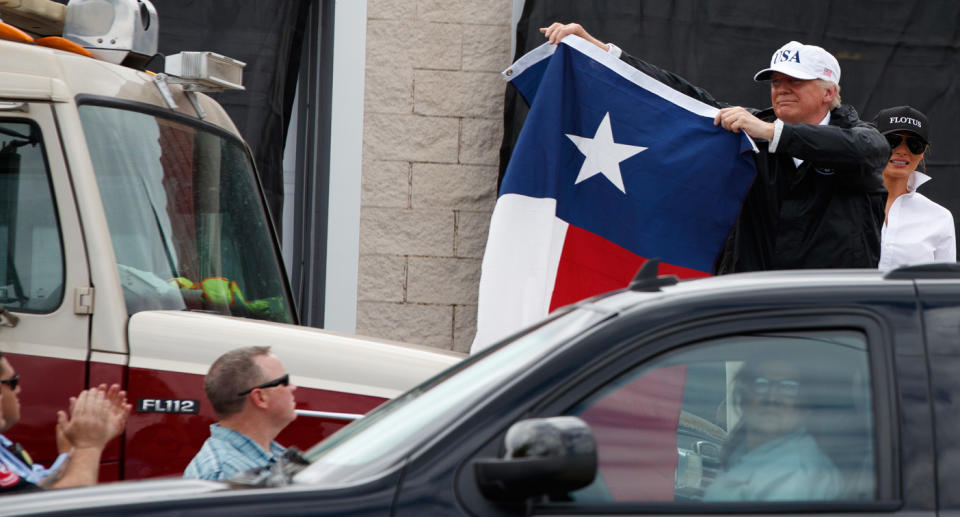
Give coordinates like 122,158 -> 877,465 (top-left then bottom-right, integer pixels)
0,0 -> 462,480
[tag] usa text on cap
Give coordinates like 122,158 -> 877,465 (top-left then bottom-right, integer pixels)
754,41 -> 841,84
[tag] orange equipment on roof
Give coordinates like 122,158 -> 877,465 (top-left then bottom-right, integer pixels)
0,21 -> 33,43
35,36 -> 94,57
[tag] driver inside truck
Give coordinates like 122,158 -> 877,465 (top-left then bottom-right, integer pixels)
0,352 -> 131,493
703,357 -> 841,501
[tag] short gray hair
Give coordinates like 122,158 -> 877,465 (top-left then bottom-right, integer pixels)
204,346 -> 271,418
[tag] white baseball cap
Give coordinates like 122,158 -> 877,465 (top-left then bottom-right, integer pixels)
754,41 -> 841,84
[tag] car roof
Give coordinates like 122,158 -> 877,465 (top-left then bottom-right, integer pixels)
581,267 -> 935,316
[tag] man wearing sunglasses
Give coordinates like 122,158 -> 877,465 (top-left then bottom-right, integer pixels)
0,351 -> 131,492
704,358 -> 840,501
541,24 -> 889,272
184,346 -> 297,481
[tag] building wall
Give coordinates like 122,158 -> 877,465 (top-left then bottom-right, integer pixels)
357,0 -> 511,352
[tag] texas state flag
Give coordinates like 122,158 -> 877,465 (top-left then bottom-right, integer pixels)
471,35 -> 757,352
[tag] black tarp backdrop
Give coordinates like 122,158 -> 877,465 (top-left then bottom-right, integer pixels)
149,0 -> 309,233
503,0 -> 960,246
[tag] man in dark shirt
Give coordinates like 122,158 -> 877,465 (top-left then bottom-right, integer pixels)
540,23 -> 888,272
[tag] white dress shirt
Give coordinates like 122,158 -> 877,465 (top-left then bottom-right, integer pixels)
879,171 -> 956,271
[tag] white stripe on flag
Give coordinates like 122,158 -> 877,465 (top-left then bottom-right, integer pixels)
471,194 -> 568,353
502,40 -> 557,81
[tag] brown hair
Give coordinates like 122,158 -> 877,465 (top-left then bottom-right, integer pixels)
204,346 -> 271,418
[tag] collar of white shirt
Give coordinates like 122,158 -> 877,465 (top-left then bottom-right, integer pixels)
907,170 -> 932,193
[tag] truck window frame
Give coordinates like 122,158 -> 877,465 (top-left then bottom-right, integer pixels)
73,94 -> 298,325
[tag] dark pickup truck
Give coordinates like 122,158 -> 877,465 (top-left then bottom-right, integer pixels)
4,264 -> 958,516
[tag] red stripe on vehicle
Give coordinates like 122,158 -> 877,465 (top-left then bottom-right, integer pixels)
125,367 -> 386,479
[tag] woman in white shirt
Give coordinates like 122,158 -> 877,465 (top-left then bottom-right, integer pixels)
872,106 -> 956,270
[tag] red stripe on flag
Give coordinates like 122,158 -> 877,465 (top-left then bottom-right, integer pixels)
549,225 -> 710,312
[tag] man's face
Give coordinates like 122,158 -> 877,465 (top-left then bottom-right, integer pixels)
252,354 -> 297,426
742,360 -> 801,438
0,358 -> 21,432
769,72 -> 833,124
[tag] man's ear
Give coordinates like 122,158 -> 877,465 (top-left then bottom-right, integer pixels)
823,83 -> 838,104
249,390 -> 270,410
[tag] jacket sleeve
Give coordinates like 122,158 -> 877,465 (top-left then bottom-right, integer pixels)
619,50 -> 728,109
777,120 -> 889,178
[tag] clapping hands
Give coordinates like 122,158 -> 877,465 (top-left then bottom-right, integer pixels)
57,384 -> 132,451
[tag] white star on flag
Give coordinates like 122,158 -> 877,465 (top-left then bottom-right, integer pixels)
566,112 -> 646,194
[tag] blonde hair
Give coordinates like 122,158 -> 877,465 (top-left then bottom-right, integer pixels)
817,79 -> 842,109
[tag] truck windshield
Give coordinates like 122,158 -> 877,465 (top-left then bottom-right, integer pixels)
295,306 -> 613,486
78,103 -> 293,323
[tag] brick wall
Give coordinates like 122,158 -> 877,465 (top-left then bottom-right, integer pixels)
357,0 -> 511,352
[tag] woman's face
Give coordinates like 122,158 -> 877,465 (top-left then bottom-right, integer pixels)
883,130 -> 927,181
741,360 -> 802,437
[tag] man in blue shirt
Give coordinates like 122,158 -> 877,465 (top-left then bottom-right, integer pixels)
0,353 -> 67,485
184,346 -> 298,480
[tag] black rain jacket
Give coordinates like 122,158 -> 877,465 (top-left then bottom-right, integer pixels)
619,51 -> 888,273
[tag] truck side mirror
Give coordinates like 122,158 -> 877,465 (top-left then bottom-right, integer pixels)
474,416 -> 597,502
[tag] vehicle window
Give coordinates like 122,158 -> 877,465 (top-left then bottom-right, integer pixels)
77,104 -> 293,323
565,330 -> 875,503
0,120 -> 63,313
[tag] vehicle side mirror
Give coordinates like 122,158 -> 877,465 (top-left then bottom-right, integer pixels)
474,416 -> 597,502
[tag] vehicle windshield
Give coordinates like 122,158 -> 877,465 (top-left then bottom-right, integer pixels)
78,103 -> 293,323
295,306 -> 613,486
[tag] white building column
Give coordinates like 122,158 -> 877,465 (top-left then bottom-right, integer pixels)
323,0 -> 367,333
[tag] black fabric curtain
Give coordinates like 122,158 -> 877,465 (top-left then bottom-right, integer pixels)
153,0 -> 309,233
504,0 -> 960,244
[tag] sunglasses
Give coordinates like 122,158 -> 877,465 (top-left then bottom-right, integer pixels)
238,373 -> 289,397
0,374 -> 19,391
885,134 -> 927,155
750,377 -> 800,398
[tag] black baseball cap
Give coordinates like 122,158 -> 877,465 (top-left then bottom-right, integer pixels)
872,105 -> 929,144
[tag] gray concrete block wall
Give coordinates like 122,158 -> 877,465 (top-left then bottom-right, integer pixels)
358,0 -> 511,352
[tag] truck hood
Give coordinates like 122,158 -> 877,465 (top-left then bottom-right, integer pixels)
127,310 -> 464,399
1,478 -> 229,516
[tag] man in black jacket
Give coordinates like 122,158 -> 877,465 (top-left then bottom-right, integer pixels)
540,24 -> 888,273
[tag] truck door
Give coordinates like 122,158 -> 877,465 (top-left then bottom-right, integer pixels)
0,102 -> 91,469
455,305 -> 929,517
71,99 -> 301,479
